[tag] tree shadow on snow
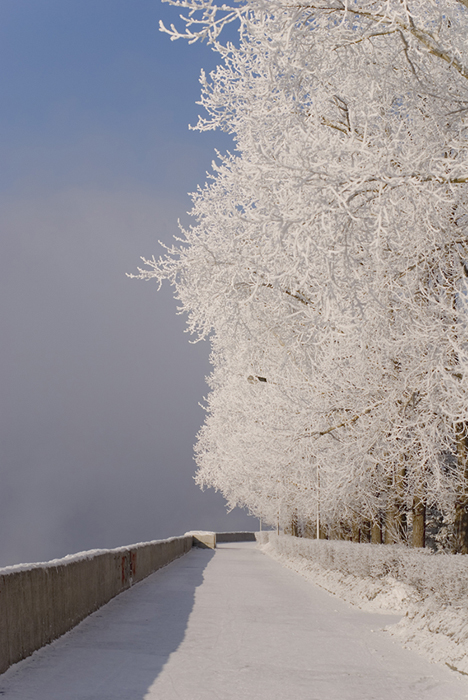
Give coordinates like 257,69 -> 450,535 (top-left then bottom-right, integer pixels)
0,548 -> 215,700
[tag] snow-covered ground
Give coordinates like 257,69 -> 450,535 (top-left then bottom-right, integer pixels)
0,542 -> 467,699
257,533 -> 468,676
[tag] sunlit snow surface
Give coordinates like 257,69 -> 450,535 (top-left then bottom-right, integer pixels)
0,544 -> 467,699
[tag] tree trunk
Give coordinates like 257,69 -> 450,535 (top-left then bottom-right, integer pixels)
303,519 -> 315,539
351,519 -> 360,543
454,499 -> 468,554
385,499 -> 397,544
385,501 -> 407,544
291,512 -> 299,537
454,424 -> 468,554
385,461 -> 407,544
371,518 -> 383,544
395,460 -> 407,542
360,521 -> 371,543
412,495 -> 426,548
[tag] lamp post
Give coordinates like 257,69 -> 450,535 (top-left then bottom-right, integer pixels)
316,464 -> 320,540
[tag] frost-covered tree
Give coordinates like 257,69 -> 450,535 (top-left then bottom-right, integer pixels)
134,0 -> 468,548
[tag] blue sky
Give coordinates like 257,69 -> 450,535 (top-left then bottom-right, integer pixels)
0,0 -> 233,194
0,0 -> 254,566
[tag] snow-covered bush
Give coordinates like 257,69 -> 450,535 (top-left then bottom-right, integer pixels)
258,533 -> 468,606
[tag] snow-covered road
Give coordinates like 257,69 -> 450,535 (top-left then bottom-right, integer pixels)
1,543 -> 467,699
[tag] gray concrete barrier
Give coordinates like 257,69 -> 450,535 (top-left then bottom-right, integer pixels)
216,531 -> 256,543
0,535 -> 192,675
186,531 -> 217,549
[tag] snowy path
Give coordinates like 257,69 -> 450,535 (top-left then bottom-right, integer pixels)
1,543 -> 467,700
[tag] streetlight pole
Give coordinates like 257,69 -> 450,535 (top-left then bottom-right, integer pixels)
316,465 -> 320,540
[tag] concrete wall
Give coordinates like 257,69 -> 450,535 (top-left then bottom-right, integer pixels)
186,530 -> 257,547
216,532 -> 256,543
0,536 -> 192,675
188,531 -> 217,549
